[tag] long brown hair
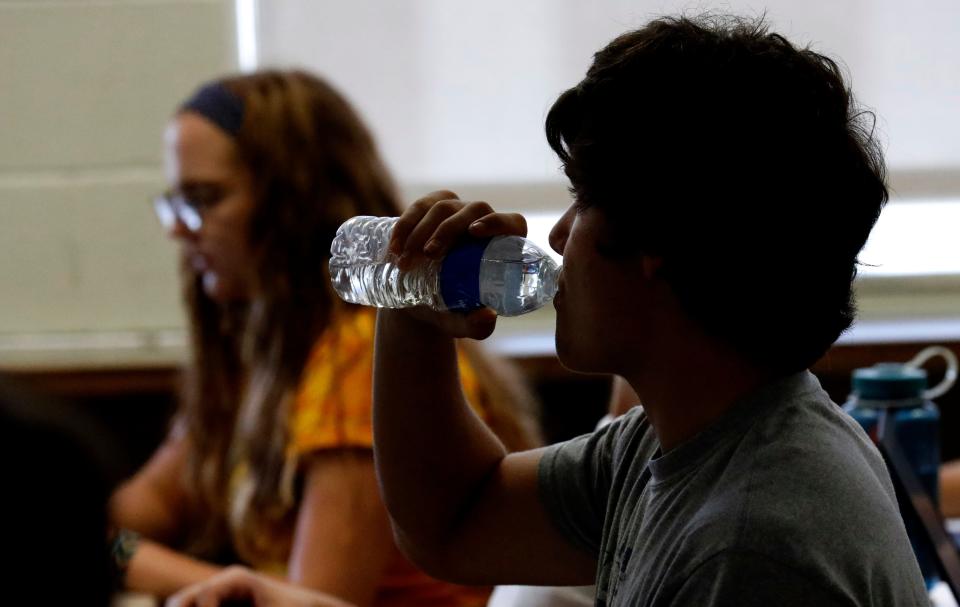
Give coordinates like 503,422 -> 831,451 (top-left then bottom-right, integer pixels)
176,70 -> 540,561
180,70 -> 398,556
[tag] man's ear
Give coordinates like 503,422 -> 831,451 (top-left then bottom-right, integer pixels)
641,255 -> 663,280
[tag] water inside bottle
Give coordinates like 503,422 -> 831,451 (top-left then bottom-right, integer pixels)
330,258 -> 443,309
329,215 -> 445,310
330,217 -> 560,316
479,237 -> 560,316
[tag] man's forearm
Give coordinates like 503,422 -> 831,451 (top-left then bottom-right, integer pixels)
372,309 -> 508,553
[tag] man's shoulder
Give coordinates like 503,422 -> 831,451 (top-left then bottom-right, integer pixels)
746,379 -> 891,501
680,383 -> 919,589
736,382 -> 897,525
542,405 -> 658,492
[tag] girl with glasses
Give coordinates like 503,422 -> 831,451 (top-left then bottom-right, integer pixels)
110,70 -> 541,606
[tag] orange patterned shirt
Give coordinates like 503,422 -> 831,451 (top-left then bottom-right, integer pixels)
285,306 -> 490,607
289,306 -> 485,452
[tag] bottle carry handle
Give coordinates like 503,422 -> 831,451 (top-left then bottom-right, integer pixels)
905,345 -> 959,400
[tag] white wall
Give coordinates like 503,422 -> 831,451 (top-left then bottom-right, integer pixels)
2,1 -> 959,366
256,0 -> 960,338
0,1 -> 236,358
257,0 -> 960,194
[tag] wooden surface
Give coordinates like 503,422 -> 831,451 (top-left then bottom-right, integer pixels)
4,339 -> 960,476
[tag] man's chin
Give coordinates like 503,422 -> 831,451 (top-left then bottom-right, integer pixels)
555,331 -> 615,375
554,333 -> 590,373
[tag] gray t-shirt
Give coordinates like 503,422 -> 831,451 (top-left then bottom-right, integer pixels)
539,371 -> 928,606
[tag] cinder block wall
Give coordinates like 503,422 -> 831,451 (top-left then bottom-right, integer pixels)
0,0 -> 237,338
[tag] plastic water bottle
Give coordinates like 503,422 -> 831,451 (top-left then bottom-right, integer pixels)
843,346 -> 958,589
329,215 -> 561,317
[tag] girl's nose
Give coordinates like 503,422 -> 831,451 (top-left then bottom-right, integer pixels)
168,215 -> 194,241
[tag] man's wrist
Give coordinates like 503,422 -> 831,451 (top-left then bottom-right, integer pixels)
378,307 -> 453,339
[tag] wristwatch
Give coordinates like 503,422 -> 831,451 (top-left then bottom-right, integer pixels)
111,528 -> 141,584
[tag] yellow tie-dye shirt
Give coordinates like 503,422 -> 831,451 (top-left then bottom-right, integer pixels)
233,306 -> 491,607
289,306 -> 485,454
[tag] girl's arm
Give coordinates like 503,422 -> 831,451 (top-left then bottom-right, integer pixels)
285,449 -> 396,607
110,430 -> 191,543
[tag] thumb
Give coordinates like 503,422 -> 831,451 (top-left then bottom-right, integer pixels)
463,307 -> 498,340
403,306 -> 498,339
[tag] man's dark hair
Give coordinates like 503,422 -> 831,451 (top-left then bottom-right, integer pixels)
546,14 -> 887,374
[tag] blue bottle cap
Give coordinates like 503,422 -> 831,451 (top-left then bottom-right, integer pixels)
851,363 -> 928,400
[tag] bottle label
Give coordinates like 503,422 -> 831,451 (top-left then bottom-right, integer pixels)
439,238 -> 492,312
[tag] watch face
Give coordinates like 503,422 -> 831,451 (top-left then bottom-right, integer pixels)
112,529 -> 141,571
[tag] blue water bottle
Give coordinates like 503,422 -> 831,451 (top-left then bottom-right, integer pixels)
843,346 -> 958,588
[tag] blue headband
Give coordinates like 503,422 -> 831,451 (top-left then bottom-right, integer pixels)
180,82 -> 245,137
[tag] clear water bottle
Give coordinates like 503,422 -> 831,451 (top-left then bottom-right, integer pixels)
843,346 -> 958,589
329,215 -> 561,317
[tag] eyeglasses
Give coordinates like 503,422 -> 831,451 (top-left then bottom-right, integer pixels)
152,184 -> 227,232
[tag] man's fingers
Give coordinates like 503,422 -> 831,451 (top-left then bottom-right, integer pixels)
390,191 -> 529,273
467,212 -> 528,238
404,306 -> 498,340
390,191 -> 459,257
464,307 -> 499,340
421,202 -> 497,259
435,307 -> 498,340
403,198 -> 470,261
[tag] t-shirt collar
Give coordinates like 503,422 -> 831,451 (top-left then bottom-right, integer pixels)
647,370 -> 821,483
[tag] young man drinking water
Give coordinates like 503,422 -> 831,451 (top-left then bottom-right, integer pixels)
371,14 -> 928,607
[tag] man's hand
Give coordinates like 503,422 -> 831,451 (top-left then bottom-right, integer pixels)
372,189 -> 595,586
166,566 -> 355,607
387,190 -> 528,340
